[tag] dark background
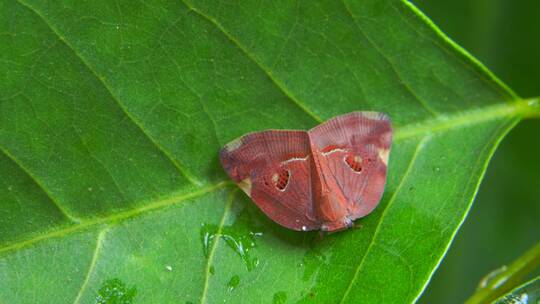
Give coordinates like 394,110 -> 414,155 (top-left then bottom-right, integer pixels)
410,0 -> 540,303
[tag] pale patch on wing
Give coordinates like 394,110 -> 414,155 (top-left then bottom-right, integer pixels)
378,148 -> 390,165
237,177 -> 252,196
361,111 -> 381,120
224,138 -> 243,151
282,155 -> 309,164
321,148 -> 347,156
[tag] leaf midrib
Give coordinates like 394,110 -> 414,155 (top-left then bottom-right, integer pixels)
11,0 -> 534,231
0,99 -> 534,256
4,1 -> 539,303
0,182 -> 230,255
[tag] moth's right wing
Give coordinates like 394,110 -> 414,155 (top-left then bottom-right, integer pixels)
309,112 -> 392,219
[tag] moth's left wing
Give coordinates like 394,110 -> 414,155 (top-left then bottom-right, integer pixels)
308,112 -> 392,219
220,130 -> 320,231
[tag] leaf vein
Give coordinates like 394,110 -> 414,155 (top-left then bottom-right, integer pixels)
15,0 -> 202,186
72,228 -> 109,304
395,0 -> 518,101
0,147 -> 80,223
179,0 -> 323,123
199,189 -> 237,304
411,116 -> 519,302
0,182 -> 230,255
339,134 -> 431,303
340,0 -> 439,116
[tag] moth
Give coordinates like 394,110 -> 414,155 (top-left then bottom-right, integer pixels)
219,112 -> 392,232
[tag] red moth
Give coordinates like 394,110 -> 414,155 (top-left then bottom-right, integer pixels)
219,112 -> 392,232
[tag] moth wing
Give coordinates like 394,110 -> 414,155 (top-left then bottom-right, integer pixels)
308,112 -> 392,219
220,130 -> 319,231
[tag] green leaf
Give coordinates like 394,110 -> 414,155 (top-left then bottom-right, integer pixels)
494,276 -> 540,304
0,0 -> 538,303
465,243 -> 540,304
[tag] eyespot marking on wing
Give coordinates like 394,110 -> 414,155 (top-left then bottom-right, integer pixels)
275,170 -> 290,191
237,177 -> 252,196
344,154 -> 363,172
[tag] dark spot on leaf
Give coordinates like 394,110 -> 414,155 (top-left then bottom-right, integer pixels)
272,291 -> 287,304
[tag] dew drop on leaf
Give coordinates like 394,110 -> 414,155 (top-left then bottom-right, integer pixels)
199,206 -> 265,271
95,278 -> 137,304
227,275 -> 240,292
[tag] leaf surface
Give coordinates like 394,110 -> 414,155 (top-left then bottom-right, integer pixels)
0,0 -> 537,303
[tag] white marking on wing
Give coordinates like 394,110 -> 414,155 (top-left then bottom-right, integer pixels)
322,148 -> 347,156
378,148 -> 390,165
282,155 -> 309,164
237,178 -> 252,196
225,138 -> 242,151
362,111 -> 381,120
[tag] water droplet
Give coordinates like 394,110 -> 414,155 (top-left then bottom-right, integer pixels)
7,185 -> 12,191
272,291 -> 287,304
199,206 -> 265,271
209,266 -> 215,275
499,294 -> 529,304
252,257 -> 259,269
302,226 -> 307,231
478,265 -> 508,289
433,166 -> 440,172
200,224 -> 217,258
95,278 -> 137,304
88,187 -> 93,191
528,99 -> 539,107
227,275 -> 240,292
165,265 -> 172,272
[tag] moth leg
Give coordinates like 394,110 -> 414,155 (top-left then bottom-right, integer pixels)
352,221 -> 363,230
